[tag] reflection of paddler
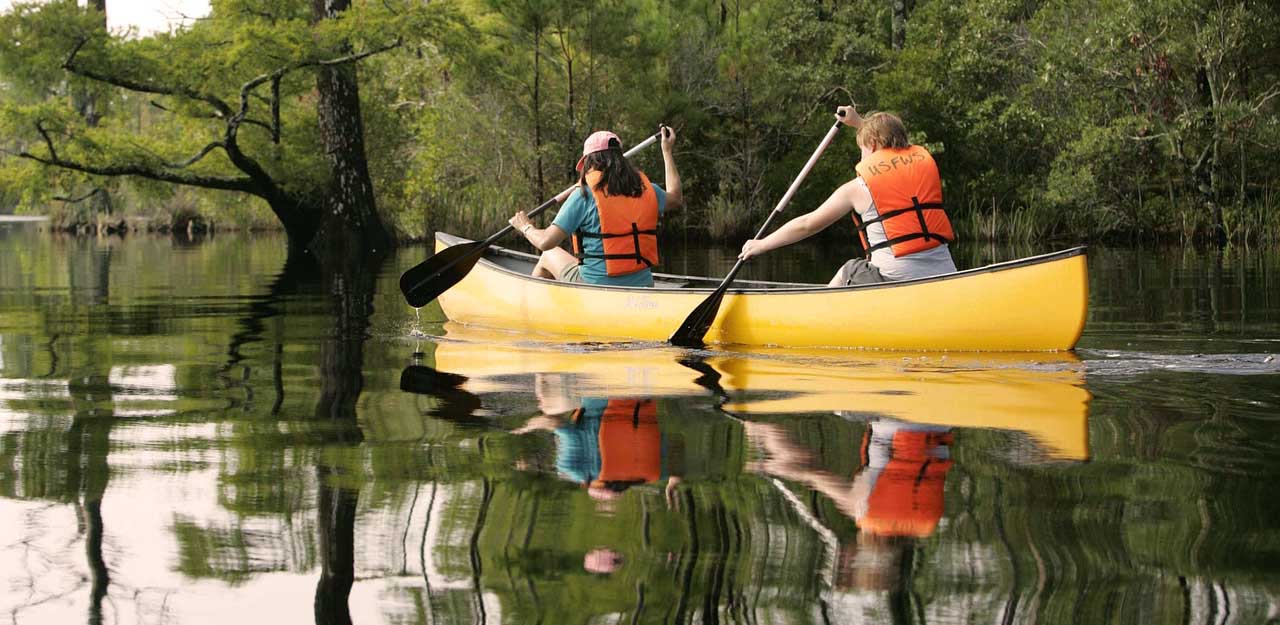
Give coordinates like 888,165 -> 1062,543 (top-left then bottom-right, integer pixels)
514,375 -> 683,504
555,398 -> 664,492
853,422 -> 953,538
743,417 -> 952,595
744,419 -> 952,538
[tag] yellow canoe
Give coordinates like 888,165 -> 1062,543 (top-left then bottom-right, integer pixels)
431,324 -> 1091,461
434,232 -> 1088,351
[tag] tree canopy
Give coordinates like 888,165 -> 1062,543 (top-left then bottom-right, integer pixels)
1,0 -> 1277,245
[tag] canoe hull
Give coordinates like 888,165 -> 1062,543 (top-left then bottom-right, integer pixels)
432,324 -> 1091,461
433,234 -> 1088,351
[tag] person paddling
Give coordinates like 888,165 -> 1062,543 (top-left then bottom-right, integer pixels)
509,127 -> 683,287
738,106 -> 956,285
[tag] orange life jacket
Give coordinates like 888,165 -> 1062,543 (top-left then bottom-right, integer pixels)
851,145 -> 954,258
858,429 -> 953,538
571,171 -> 661,276
593,399 -> 661,485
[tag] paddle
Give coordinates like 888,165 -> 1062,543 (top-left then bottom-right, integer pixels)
668,111 -> 846,347
399,364 -> 488,426
399,129 -> 665,308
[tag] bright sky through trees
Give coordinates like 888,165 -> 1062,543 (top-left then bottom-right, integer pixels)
0,0 -> 210,36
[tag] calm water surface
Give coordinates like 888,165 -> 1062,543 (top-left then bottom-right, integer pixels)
1,220 -> 1278,625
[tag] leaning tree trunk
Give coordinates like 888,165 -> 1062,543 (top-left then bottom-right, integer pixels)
309,0 -> 392,260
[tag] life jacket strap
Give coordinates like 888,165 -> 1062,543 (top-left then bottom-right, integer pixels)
863,231 -> 954,254
574,229 -> 660,238
574,225 -> 659,267
854,198 -> 950,255
855,201 -> 947,228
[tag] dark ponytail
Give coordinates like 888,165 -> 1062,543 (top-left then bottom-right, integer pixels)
579,147 -> 645,198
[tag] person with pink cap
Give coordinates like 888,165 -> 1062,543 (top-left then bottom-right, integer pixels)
509,126 -> 682,287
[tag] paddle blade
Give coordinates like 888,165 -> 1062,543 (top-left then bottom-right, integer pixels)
399,241 -> 484,308
668,288 -> 727,348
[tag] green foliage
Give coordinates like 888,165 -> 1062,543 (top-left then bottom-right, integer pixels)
1,0 -> 1277,243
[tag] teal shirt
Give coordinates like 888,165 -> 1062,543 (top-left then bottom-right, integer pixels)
552,182 -> 667,287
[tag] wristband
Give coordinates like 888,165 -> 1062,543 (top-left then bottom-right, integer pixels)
521,224 -> 533,234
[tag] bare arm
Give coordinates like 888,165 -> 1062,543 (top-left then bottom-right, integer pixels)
509,186 -> 575,251
513,221 -> 569,251
738,179 -> 868,260
659,126 -> 683,211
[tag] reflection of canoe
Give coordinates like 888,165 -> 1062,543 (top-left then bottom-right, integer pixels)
431,324 -> 1091,460
434,232 -> 1088,351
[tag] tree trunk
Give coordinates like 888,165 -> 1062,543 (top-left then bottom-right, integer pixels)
1195,61 -> 1226,246
73,0 -> 111,217
561,29 -> 576,171
308,0 -> 392,260
533,19 -> 545,199
891,0 -> 908,50
72,0 -> 106,126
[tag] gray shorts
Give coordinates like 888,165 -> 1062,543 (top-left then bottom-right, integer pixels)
557,262 -> 586,283
833,258 -> 888,286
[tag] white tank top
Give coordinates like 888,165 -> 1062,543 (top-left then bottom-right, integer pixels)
855,178 -> 957,281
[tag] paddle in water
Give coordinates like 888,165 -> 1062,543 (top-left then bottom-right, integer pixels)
669,111 -> 846,348
399,129 -> 664,308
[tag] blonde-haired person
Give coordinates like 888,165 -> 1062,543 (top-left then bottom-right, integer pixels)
739,106 -> 956,285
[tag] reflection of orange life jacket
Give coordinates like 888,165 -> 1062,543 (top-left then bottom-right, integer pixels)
571,171 -> 660,276
859,430 -> 953,538
851,145 -> 954,258
596,399 -> 661,484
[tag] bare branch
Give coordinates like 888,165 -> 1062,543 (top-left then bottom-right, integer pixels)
149,99 -> 217,119
1252,86 -> 1280,114
53,188 -> 104,204
1127,132 -> 1170,142
63,38 -> 234,118
167,141 -> 226,169
20,150 -> 255,192
234,39 -> 403,144
150,99 -> 274,135
34,121 -> 59,161
20,121 -> 254,193
270,76 -> 282,144
318,38 -> 404,67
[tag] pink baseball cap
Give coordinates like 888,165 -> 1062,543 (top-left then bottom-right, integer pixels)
575,130 -> 622,171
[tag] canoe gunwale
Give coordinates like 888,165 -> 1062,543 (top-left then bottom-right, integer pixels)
434,231 -> 1088,295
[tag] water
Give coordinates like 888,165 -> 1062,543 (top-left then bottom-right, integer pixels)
2,220 -> 1279,625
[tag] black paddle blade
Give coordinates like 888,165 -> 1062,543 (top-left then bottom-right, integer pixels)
399,241 -> 484,308
668,288 -> 727,348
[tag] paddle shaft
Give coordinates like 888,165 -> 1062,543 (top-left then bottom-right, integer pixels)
403,130 -> 662,299
482,130 -> 661,246
668,117 -> 845,346
718,119 -> 845,288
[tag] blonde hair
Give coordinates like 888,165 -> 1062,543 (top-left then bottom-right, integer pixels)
857,112 -> 910,151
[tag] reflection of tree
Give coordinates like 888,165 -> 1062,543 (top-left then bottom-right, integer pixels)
65,238 -> 116,625
218,250 -> 321,416
311,254 -> 381,625
314,468 -> 358,625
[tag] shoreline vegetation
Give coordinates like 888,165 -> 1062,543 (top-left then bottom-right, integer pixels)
9,207 -> 1280,253
1,1 -> 1277,252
